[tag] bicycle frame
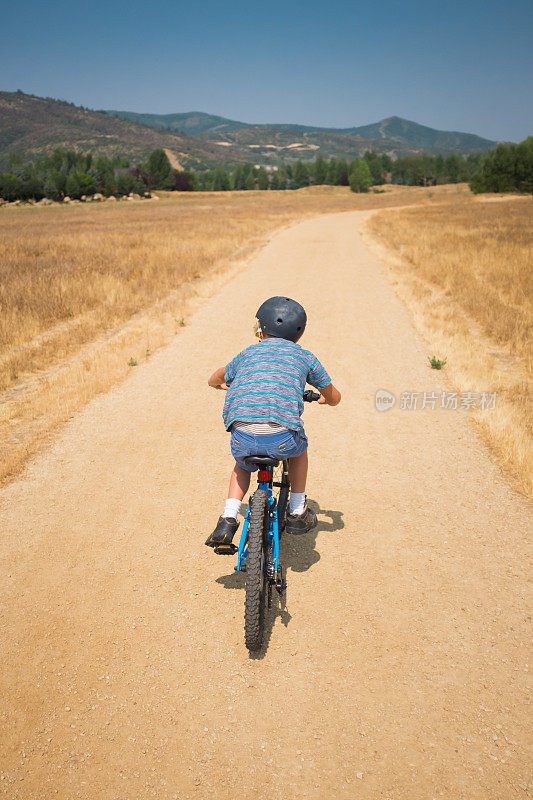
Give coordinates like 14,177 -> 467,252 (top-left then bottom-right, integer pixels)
235,467 -> 280,574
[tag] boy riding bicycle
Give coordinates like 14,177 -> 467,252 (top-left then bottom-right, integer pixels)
205,296 -> 341,549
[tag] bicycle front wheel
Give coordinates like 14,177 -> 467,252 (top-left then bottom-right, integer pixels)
244,489 -> 268,652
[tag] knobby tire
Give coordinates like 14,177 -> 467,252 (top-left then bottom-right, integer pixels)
244,489 -> 268,651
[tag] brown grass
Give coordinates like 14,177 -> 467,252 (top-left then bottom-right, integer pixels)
1,185 -> 462,483
367,195 -> 533,497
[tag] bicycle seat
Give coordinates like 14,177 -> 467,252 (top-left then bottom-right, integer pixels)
243,455 -> 279,468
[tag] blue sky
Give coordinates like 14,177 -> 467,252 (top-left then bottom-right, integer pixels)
2,0 -> 532,141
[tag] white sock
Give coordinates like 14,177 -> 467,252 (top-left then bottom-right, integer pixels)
223,498 -> 242,520
289,492 -> 306,515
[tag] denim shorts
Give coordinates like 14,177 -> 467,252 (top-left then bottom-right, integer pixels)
230,427 -> 308,472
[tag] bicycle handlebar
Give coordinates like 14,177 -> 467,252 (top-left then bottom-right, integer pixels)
303,389 -> 321,402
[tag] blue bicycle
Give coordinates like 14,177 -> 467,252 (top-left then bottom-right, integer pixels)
216,390 -> 320,651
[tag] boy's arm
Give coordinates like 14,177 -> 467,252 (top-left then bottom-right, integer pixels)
306,354 -> 339,406
318,383 -> 341,406
208,366 -> 228,390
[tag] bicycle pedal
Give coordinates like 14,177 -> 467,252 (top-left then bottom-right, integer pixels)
213,543 -> 238,555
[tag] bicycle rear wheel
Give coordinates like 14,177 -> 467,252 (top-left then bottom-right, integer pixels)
244,489 -> 268,651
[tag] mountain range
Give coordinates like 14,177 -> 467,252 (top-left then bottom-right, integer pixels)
0,91 -> 236,169
0,91 -> 497,169
108,109 -> 496,155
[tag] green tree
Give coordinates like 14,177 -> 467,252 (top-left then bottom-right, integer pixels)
198,171 -> 213,191
65,172 -> 81,199
336,159 -> 350,186
245,164 -> 256,190
293,160 -> 309,189
0,173 -> 23,200
363,152 -> 384,185
50,149 -> 64,171
147,149 -> 173,188
325,158 -> 338,184
434,154 -> 445,182
469,140 -> 532,194
231,163 -> 255,190
44,178 -> 58,200
78,172 -> 96,195
52,171 -> 67,197
275,168 -> 288,189
257,167 -> 269,190
21,173 -> 44,200
349,159 -> 373,193
231,164 -> 244,190
212,167 -> 230,191
515,137 -> 533,192
313,155 -> 328,185
327,158 -> 349,186
444,154 -> 461,183
116,171 -> 135,196
381,154 -> 393,173
102,174 -> 117,196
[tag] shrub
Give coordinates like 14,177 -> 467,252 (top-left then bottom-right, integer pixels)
173,170 -> 195,191
349,160 -> 373,193
0,173 -> 23,201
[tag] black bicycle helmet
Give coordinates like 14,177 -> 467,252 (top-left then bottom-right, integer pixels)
256,296 -> 307,342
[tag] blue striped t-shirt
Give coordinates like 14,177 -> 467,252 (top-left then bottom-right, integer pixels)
222,338 -> 331,432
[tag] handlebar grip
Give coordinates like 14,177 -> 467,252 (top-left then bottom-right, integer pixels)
303,390 -> 321,402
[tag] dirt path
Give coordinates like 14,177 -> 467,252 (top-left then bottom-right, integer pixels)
1,212 -> 531,800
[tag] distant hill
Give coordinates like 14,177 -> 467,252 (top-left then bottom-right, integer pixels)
340,116 -> 495,153
0,91 -> 252,168
0,91 -> 497,169
107,110 -> 250,136
108,109 -> 496,155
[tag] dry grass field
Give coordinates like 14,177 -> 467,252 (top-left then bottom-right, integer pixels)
1,185 -> 457,483
367,196 -> 533,497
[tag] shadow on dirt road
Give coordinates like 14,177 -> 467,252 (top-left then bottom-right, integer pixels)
215,501 -> 344,658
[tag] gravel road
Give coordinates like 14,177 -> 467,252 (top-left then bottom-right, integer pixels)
1,211 -> 531,799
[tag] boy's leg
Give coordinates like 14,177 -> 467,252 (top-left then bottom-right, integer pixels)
286,449 -> 317,534
228,463 -> 251,501
287,449 -> 308,493
221,464 -> 251,521
205,463 -> 251,548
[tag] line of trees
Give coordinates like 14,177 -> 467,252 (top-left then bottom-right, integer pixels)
0,149 -> 198,201
198,158 -> 354,191
468,138 -> 533,193
198,151 -> 491,192
1,138 -> 532,202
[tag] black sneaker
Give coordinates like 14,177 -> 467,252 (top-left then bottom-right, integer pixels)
205,516 -> 239,548
285,504 -> 317,535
